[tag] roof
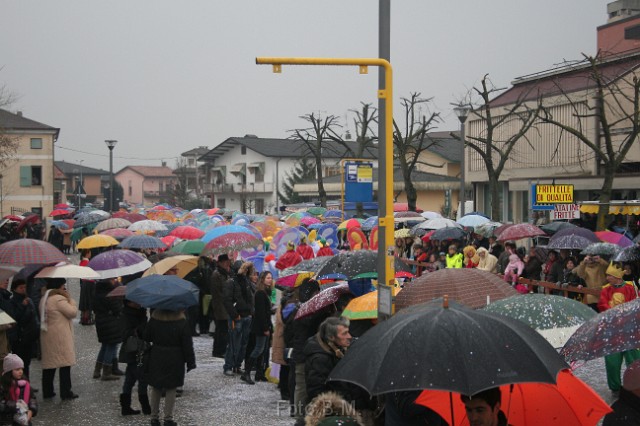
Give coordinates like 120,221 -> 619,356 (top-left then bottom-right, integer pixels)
301,167 -> 459,185
489,52 -> 640,107
0,109 -> 59,133
424,131 -> 462,162
199,135 -> 378,162
55,161 -> 109,176
116,166 -> 176,178
181,146 -> 210,157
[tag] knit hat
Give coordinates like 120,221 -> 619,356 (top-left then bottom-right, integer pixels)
606,262 -> 625,279
624,360 -> 640,390
3,354 -> 24,375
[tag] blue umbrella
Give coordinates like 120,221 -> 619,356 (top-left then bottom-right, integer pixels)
125,275 -> 199,310
201,225 -> 252,244
118,235 -> 167,250
361,216 -> 378,232
463,211 -> 490,219
323,210 -> 343,219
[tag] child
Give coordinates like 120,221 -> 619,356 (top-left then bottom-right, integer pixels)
504,253 -> 526,292
0,353 -> 37,425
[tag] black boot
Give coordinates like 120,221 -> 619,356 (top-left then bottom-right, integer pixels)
254,355 -> 267,382
139,393 -> 151,415
240,358 -> 255,385
120,393 -> 141,416
112,359 -> 125,376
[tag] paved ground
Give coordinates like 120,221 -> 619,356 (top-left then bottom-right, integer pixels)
27,273 -> 615,425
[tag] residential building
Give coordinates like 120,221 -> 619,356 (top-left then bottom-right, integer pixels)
115,165 -> 176,206
178,146 -> 209,199
465,2 -> 640,222
0,109 -> 59,217
54,161 -> 110,207
198,135 -> 378,214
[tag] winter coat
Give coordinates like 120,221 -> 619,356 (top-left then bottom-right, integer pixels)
93,281 -> 123,344
39,290 -> 77,369
522,256 -> 543,280
603,388 -> 640,425
276,250 -> 303,270
476,247 -> 498,273
304,334 -> 345,403
223,274 -> 254,319
305,391 -> 364,426
574,257 -> 609,305
292,310 -> 327,364
445,252 -> 463,269
0,378 -> 38,424
208,266 -> 229,321
598,282 -> 637,313
504,254 -> 524,277
271,304 -> 287,365
251,289 -> 272,334
118,304 -> 148,364
544,260 -> 564,283
385,390 -> 446,426
143,310 -> 196,389
8,293 -> 39,348
496,250 -> 512,276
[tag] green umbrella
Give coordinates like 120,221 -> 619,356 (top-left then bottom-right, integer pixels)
170,240 -> 205,255
307,206 -> 327,217
482,293 -> 597,348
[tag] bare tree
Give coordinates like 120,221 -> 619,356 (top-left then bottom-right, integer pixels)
392,93 -> 440,212
170,158 -> 190,208
463,75 -> 539,220
0,84 -> 20,170
537,54 -> 640,230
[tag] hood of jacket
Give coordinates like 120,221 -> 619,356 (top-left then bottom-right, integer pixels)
304,391 -> 364,426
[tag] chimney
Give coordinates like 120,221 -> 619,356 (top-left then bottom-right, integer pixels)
161,161 -> 166,167
16,111 -> 22,117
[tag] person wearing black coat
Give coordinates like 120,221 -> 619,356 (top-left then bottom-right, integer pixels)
209,255 -> 230,358
603,359 -> 640,425
117,301 -> 150,416
222,262 -> 255,376
92,278 -> 124,381
385,391 -> 446,425
8,279 -> 39,378
144,309 -> 196,426
240,271 -> 273,385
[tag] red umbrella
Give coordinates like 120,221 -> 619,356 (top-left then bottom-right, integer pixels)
60,219 -> 76,228
0,239 -> 67,266
295,283 -> 352,319
207,208 -> 220,215
3,215 -> 23,222
16,215 -> 41,233
393,202 -> 409,212
54,203 -> 71,209
421,230 -> 436,243
49,209 -> 71,217
496,223 -> 546,242
161,235 -> 179,247
122,213 -> 147,223
169,226 -> 205,240
111,211 -> 128,219
493,223 -> 514,238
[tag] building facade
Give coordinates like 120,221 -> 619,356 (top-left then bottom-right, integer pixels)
115,165 -> 176,206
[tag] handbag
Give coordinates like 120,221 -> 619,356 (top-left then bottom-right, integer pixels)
124,335 -> 143,353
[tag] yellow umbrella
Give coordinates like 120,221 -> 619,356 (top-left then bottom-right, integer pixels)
142,255 -> 199,278
77,234 -> 120,250
342,287 -> 402,320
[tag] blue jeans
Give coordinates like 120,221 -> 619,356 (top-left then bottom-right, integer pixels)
97,343 -> 118,364
223,316 -> 252,371
249,334 -> 268,359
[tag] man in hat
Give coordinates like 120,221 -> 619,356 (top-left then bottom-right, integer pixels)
276,242 -> 303,270
598,262 -> 640,392
603,359 -> 640,424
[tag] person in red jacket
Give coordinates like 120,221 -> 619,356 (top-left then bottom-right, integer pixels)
275,242 -> 303,270
598,262 -> 640,392
316,239 -> 334,257
296,236 -> 315,260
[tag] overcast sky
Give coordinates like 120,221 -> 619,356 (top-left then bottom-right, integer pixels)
1,1 -> 606,172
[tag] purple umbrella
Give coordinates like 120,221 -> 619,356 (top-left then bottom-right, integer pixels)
551,227 -> 599,243
548,227 -> 600,250
87,249 -> 152,279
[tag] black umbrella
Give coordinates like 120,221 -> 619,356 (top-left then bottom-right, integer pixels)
280,256 -> 333,276
315,251 -> 411,280
430,226 -> 466,242
73,212 -> 107,228
540,222 -> 578,236
328,298 -> 568,396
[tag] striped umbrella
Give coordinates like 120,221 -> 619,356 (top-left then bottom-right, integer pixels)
118,235 -> 167,250
95,218 -> 132,232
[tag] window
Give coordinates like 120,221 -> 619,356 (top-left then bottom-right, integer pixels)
128,180 -> 132,196
188,158 -> 195,167
30,138 -> 43,149
19,166 -> 42,187
218,198 -> 226,208
255,199 -> 264,214
159,182 -> 164,193
241,146 -> 247,155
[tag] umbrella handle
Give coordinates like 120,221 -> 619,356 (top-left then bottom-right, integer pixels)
449,391 -> 454,426
505,383 -> 514,421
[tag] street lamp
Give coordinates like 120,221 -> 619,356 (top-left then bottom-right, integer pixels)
453,105 -> 471,217
105,140 -> 117,212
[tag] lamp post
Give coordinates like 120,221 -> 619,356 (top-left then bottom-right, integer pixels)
453,105 -> 471,218
105,140 -> 117,212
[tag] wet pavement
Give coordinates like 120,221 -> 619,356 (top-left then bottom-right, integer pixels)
28,275 -> 615,425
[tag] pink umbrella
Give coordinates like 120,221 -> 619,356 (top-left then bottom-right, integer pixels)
300,217 -> 321,227
100,228 -> 135,240
295,283 -> 352,319
496,223 -> 546,242
595,231 -> 634,248
161,235 -> 180,248
169,226 -> 205,240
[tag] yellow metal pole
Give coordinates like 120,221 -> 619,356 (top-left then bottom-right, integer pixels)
255,57 -> 395,301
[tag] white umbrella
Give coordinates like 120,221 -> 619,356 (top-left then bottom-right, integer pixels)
416,218 -> 462,230
420,211 -> 443,220
128,220 -> 168,233
35,263 -> 101,279
457,214 -> 491,228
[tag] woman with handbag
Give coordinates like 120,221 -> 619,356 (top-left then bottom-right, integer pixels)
118,299 -> 150,416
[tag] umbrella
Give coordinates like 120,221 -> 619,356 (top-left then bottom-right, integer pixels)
457,214 -> 491,228
342,287 -> 401,320
94,218 -> 132,232
54,203 -> 71,209
203,232 -> 262,257
420,211 -> 442,220
430,227 -> 466,242
169,226 -> 205,240
561,298 -> 640,362
416,369 -> 610,426
73,212 -> 107,228
0,239 -> 67,266
328,298 -> 569,396
581,242 -> 622,259
169,240 -> 206,255
614,245 -> 640,262
87,249 -> 152,279
473,221 -> 503,238
394,212 -> 425,223
3,215 -> 23,222
275,271 -> 315,289
393,202 -> 410,212
322,210 -> 343,219
493,223 -> 514,238
128,220 -> 168,233
125,275 -> 199,310
99,228 -> 135,240
496,223 -> 545,242
119,213 -> 147,223
142,255 -> 199,278
337,218 -> 362,231
106,285 -> 127,298
300,217 -> 321,227
417,218 -> 462,231
294,282 -> 351,319
595,230 -> 634,247
548,235 -> 596,250
551,227 -> 599,243
76,234 -> 120,250
315,251 -> 412,280
280,257 -> 333,277
395,268 -> 517,311
483,294 -> 597,348
201,225 -> 253,244
49,209 -> 71,217
16,215 -> 41,233
118,235 -> 167,250
540,221 -> 578,235
307,207 -> 327,217
361,216 -> 378,232
394,228 -> 411,239
35,263 -> 101,279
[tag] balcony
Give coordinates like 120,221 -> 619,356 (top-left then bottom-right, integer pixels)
202,182 -> 274,194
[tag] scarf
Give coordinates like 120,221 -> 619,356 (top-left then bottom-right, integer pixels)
39,289 -> 52,332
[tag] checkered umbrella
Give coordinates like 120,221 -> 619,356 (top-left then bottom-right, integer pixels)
118,235 -> 167,250
0,239 -> 68,266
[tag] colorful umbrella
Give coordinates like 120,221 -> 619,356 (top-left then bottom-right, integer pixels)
160,235 -> 180,248
169,240 -> 206,255
342,287 -> 401,320
496,223 -> 546,242
394,228 -> 411,239
118,235 -> 167,250
2,215 -> 23,222
294,282 -> 351,319
99,228 -> 135,240
473,221 -> 503,238
49,209 -> 71,217
76,234 -> 120,250
87,249 -> 152,279
307,207 -> 327,217
54,203 -> 71,209
322,210 -> 343,220
142,255 -> 199,278
73,212 -> 107,228
300,216 -> 321,227
0,239 -> 67,266
94,218 -> 133,232
169,226 -> 205,240
202,232 -> 262,257
275,271 -> 315,288
594,230 -> 634,247
416,369 -> 610,426
361,216 -> 378,232
119,212 -> 147,223
201,225 -> 252,244
315,250 -> 412,280
337,218 -> 362,231
126,275 -> 199,310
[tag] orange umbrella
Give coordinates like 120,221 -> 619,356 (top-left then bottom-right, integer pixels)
415,369 -> 610,426
342,287 -> 401,320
